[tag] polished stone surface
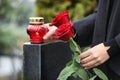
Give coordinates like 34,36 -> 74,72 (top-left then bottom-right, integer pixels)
23,41 -> 73,80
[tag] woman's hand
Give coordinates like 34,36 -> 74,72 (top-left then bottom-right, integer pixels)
80,43 -> 110,69
43,23 -> 57,41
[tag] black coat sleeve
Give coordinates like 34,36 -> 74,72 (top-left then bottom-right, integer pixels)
73,12 -> 97,47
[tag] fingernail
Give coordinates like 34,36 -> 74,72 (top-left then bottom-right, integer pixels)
43,36 -> 46,40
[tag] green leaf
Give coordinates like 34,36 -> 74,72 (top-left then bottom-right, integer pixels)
89,75 -> 97,80
93,68 -> 109,80
69,38 -> 81,54
74,52 -> 80,63
75,43 -> 82,52
86,70 -> 94,78
66,60 -> 72,66
69,38 -> 81,64
69,39 -> 76,53
57,64 -> 75,80
75,67 -> 89,80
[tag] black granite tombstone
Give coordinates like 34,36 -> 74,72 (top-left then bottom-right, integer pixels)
23,41 -> 75,80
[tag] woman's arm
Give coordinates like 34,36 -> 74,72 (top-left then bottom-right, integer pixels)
73,12 -> 97,47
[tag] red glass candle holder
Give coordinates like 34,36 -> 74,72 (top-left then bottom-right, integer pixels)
27,17 -> 48,43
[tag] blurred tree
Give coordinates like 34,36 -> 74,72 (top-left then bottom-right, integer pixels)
0,0 -> 33,55
0,0 -> 34,25
0,25 -> 28,55
0,0 -> 13,21
35,0 -> 97,23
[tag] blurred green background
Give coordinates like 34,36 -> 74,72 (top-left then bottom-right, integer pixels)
0,0 -> 96,80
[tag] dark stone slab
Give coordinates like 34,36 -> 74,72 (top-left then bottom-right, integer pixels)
23,42 -> 41,80
23,41 -> 74,80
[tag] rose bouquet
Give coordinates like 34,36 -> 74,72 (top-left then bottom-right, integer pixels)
50,11 -> 108,80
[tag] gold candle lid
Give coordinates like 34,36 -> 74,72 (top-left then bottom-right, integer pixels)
29,17 -> 44,24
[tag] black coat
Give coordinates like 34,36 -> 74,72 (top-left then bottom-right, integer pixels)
73,0 -> 120,76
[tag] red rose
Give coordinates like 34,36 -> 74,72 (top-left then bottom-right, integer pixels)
50,10 -> 75,41
50,10 -> 70,27
51,22 -> 74,41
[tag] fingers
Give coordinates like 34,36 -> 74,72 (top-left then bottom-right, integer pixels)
81,60 -> 100,69
80,54 -> 94,64
80,51 -> 96,69
80,51 -> 91,60
43,26 -> 57,40
43,29 -> 55,40
80,43 -> 110,69
80,50 -> 102,69
80,56 -> 101,69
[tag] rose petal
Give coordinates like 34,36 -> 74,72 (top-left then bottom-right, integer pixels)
54,22 -> 74,41
50,10 -> 70,27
